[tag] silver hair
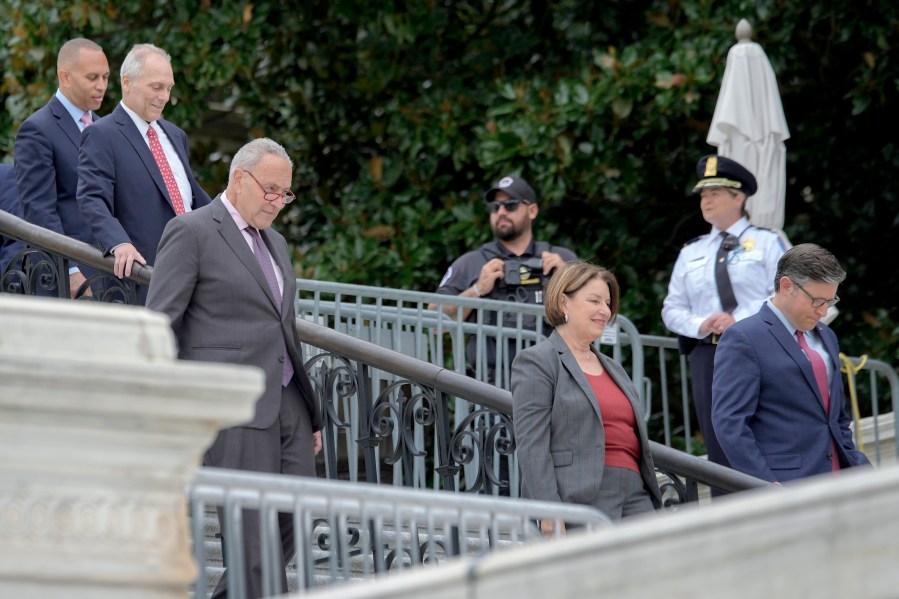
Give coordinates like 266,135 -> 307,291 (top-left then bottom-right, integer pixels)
229,138 -> 293,180
120,44 -> 171,81
57,38 -> 104,68
774,243 -> 846,291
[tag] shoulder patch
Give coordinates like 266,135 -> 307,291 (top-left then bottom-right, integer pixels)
438,266 -> 454,288
683,235 -> 704,247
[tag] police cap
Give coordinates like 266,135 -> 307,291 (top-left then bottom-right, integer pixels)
692,155 -> 757,196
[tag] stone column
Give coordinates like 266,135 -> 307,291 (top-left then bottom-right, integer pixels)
0,296 -> 264,598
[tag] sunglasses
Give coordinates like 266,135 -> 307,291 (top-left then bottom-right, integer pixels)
486,199 -> 531,214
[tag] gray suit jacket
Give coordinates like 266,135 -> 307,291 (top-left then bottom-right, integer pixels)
146,195 -> 321,431
512,330 -> 661,509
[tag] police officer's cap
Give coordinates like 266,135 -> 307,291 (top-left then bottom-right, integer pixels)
485,175 -> 538,204
692,155 -> 757,196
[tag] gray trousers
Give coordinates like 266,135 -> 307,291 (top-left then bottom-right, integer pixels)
206,379 -> 316,599
593,466 -> 655,520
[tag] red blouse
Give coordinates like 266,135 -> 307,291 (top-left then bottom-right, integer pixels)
585,371 -> 641,473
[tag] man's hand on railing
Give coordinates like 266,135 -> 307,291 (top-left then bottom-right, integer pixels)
69,271 -> 93,299
111,243 -> 147,279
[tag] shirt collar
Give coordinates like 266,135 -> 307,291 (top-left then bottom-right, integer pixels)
55,89 -> 88,123
221,191 -> 250,231
765,299 -> 797,337
119,101 -> 153,137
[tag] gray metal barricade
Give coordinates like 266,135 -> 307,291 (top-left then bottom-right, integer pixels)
190,467 -> 612,598
294,279 -> 644,491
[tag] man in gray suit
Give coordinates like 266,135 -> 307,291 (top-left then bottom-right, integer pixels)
146,137 -> 322,599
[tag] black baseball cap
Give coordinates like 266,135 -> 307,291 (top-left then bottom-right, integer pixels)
485,175 -> 538,204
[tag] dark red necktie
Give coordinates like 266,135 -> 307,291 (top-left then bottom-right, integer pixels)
796,330 -> 839,472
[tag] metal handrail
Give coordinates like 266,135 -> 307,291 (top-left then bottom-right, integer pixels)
0,209 -> 152,287
295,317 -> 770,494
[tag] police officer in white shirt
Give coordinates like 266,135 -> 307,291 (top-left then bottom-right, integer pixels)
662,155 -> 786,489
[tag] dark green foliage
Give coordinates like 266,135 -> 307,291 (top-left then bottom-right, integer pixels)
2,0 -> 898,365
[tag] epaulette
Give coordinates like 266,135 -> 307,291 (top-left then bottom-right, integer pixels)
683,235 -> 704,247
749,225 -> 773,232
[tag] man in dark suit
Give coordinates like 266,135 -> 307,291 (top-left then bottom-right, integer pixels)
76,43 -> 210,283
712,243 -> 870,484
1,164 -> 27,274
14,38 -> 109,296
146,138 -> 322,599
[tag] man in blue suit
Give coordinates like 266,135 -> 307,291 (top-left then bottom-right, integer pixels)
77,43 -> 210,283
14,38 -> 109,296
712,244 -> 870,484
1,164 -> 27,274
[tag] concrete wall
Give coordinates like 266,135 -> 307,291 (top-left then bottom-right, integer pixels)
303,464 -> 899,599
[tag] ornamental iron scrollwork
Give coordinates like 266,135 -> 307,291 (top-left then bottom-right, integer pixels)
304,353 -> 360,432
363,381 -> 439,467
655,467 -> 691,508
1,247 -> 140,303
444,408 -> 515,494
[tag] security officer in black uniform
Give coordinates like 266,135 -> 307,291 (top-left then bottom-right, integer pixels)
431,174 -> 577,384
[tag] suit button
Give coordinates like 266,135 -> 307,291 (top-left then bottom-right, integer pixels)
826,451 -> 833,460
278,356 -> 285,363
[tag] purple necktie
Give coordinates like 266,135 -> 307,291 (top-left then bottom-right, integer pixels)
796,330 -> 839,472
80,112 -> 92,128
246,227 -> 295,386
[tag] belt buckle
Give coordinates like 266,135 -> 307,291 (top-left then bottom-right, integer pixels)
711,333 -> 720,345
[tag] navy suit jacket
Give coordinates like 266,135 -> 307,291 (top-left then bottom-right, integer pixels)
712,302 -> 870,483
76,103 -> 211,265
1,164 -> 27,272
14,95 -> 96,244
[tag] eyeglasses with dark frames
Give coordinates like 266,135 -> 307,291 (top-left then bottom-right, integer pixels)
243,169 -> 296,204
793,280 -> 840,309
486,199 -> 531,214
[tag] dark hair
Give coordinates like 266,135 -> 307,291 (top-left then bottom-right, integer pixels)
544,261 -> 619,327
774,243 -> 846,291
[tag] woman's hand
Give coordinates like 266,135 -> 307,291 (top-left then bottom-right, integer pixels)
541,519 -> 566,538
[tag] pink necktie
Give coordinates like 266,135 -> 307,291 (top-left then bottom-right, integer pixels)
80,112 -> 92,128
796,330 -> 839,472
146,126 -> 186,215
246,227 -> 294,386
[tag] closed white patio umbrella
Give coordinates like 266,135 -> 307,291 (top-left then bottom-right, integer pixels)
707,19 -> 791,231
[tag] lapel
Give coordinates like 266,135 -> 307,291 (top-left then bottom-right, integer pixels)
761,303 -> 827,412
210,196 -> 281,313
48,96 -> 82,150
551,331 -> 603,423
113,105 -> 177,210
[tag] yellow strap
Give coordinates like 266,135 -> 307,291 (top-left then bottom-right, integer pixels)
840,353 -> 867,451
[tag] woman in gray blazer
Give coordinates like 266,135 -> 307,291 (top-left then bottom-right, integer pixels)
512,261 -> 661,533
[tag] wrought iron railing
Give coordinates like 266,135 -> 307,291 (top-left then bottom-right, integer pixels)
0,210 -> 149,301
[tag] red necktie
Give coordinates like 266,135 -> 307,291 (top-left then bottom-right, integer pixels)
80,112 -> 92,128
796,330 -> 839,472
147,126 -> 186,215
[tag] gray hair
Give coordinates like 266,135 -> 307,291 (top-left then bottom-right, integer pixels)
57,38 -> 103,68
120,44 -> 171,81
774,243 -> 846,291
229,138 -> 293,180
